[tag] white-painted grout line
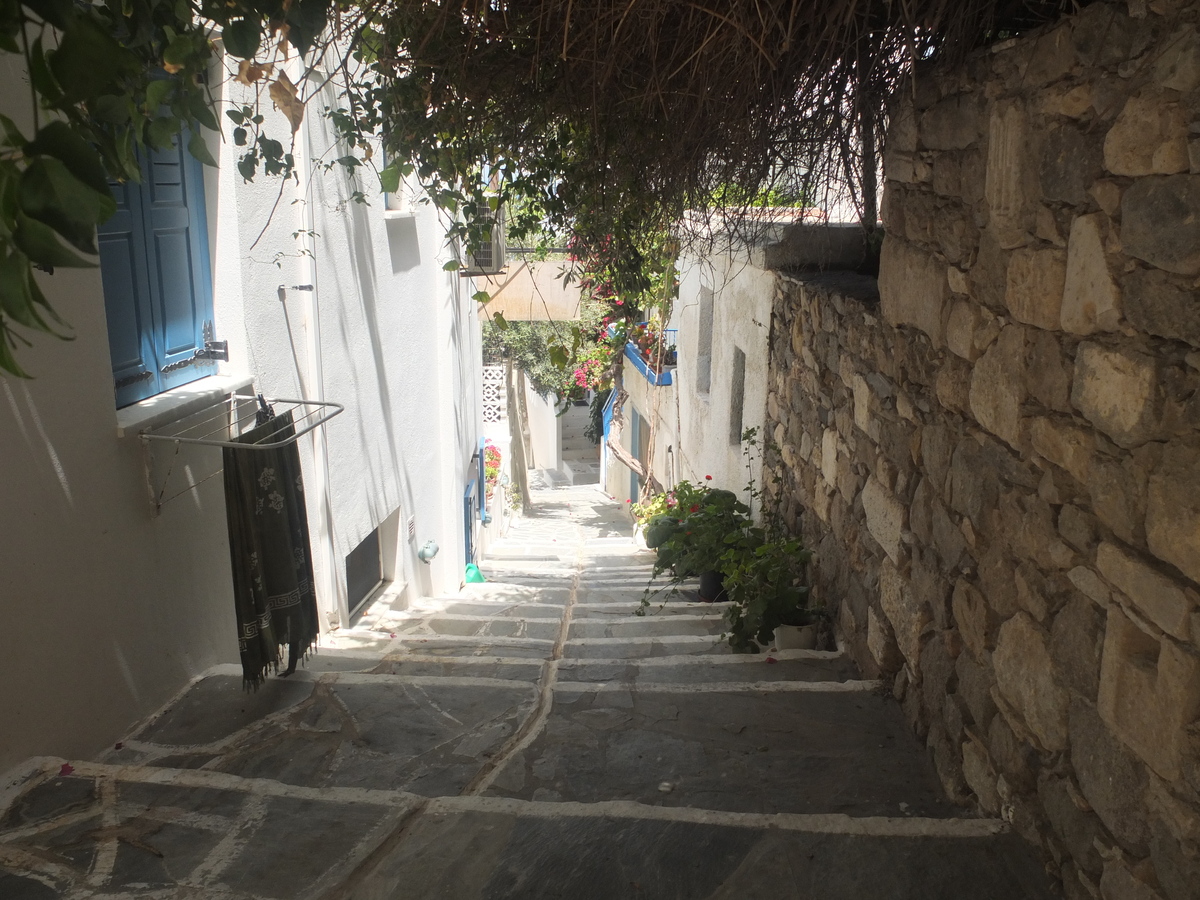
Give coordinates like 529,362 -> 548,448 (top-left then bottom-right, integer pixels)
425,795 -> 1009,838
464,519 -> 585,796
7,758 -> 1007,841
552,680 -> 882,694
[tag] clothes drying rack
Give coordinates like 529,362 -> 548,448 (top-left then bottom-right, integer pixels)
137,392 -> 344,513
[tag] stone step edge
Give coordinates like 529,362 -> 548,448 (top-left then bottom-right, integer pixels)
0,758 -> 1005,840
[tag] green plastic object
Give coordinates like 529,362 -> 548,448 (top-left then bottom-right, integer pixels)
465,563 -> 486,583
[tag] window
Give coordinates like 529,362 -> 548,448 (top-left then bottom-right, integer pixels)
346,527 -> 383,616
729,346 -> 747,445
97,138 -> 215,408
696,286 -> 714,394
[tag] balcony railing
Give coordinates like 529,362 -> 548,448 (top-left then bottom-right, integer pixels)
624,327 -> 677,386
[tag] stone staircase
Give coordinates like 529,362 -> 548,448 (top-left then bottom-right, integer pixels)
560,402 -> 600,485
0,486 -> 1057,899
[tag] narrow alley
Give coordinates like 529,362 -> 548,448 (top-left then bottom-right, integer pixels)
1,486 -> 1055,899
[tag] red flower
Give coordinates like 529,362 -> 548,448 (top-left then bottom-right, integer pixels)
705,475 -> 712,480
689,504 -> 700,513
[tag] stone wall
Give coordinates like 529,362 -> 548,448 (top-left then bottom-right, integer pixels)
762,3 -> 1200,897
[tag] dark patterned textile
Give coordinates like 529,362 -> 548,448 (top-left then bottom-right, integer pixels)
222,411 -> 319,688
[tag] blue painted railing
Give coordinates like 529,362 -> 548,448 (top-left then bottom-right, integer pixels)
624,344 -> 676,386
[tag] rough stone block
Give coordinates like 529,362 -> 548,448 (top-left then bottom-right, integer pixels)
1072,343 -> 1161,448
1059,504 -> 1097,553
1104,90 -> 1189,176
1089,454 -> 1148,547
950,439 -> 1000,532
1123,267 -> 1200,348
956,649 -> 997,728
1026,329 -> 1073,413
985,100 -> 1037,249
936,354 -> 973,414
953,577 -> 991,661
852,373 -> 871,434
1070,697 -> 1151,852
919,94 -> 984,150
862,475 -> 906,565
1051,592 -> 1105,701
867,604 -> 903,673
1062,213 -> 1122,334
1039,773 -> 1111,876
1015,562 -> 1051,623
1122,176 -> 1200,276
1040,83 -> 1095,119
879,557 -> 930,671
1098,605 -> 1200,782
1026,23 -> 1077,85
993,611 -> 1071,751
1100,858 -> 1166,900
1005,247 -> 1067,330
820,427 -> 838,487
1146,441 -> 1200,585
1153,24 -> 1200,92
962,738 -> 1001,814
879,238 -> 949,347
1070,566 -> 1114,607
987,704 -> 1037,791
970,325 -> 1027,450
1042,125 -> 1105,205
1030,416 -> 1094,484
1097,542 -> 1194,641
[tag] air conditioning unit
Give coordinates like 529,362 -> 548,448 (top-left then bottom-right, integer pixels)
461,209 -> 506,275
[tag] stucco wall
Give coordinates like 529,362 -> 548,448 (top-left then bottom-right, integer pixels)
1,51 -> 479,773
763,4 -> 1200,897
673,246 -> 774,493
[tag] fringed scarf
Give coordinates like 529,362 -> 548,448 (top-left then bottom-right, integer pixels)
222,410 -> 320,688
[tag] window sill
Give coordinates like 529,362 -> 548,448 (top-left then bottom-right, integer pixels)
116,373 -> 254,438
383,209 -> 415,220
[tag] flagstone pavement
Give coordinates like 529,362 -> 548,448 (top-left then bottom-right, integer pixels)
1,485 -> 1058,899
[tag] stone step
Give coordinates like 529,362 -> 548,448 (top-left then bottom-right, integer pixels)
483,687 -> 961,818
555,651 -> 860,684
343,802 -> 1053,900
567,615 -> 725,639
563,635 -> 734,659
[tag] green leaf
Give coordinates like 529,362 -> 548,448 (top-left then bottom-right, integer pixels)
162,33 -> 196,69
0,322 -> 32,378
13,212 -> 96,268
147,116 -> 180,150
145,78 -> 173,113
26,121 -> 111,196
0,114 -> 24,148
223,18 -> 260,59
472,290 -> 491,303
50,16 -> 135,103
21,0 -> 72,29
379,161 -> 401,194
442,259 -> 460,271
186,90 -> 219,132
492,311 -> 509,331
187,131 -> 217,167
19,157 -> 115,253
28,36 -> 63,105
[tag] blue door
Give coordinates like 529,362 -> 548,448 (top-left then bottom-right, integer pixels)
98,137 -> 216,407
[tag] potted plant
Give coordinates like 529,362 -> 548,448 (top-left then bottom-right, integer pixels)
635,430 -> 821,652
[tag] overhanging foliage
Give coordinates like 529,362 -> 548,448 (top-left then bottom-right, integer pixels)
0,0 -> 1073,377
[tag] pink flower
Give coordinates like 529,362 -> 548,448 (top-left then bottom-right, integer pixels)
59,763 -> 74,776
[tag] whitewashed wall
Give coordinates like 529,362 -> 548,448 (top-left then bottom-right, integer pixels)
0,51 -> 480,774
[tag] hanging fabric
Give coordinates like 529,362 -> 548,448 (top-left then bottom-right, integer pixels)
222,409 -> 320,688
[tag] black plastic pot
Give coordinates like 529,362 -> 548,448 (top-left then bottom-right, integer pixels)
698,570 -> 728,603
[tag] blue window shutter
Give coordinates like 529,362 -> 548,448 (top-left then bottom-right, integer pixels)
98,177 -> 161,406
97,135 -> 216,407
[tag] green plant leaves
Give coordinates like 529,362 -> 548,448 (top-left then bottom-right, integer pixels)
25,122 -> 110,196
223,18 -> 260,60
19,157 -> 115,254
13,212 -> 95,268
187,131 -> 217,167
50,15 -> 135,103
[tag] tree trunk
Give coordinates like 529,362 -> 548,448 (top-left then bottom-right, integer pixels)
506,360 -> 533,513
605,383 -> 662,496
